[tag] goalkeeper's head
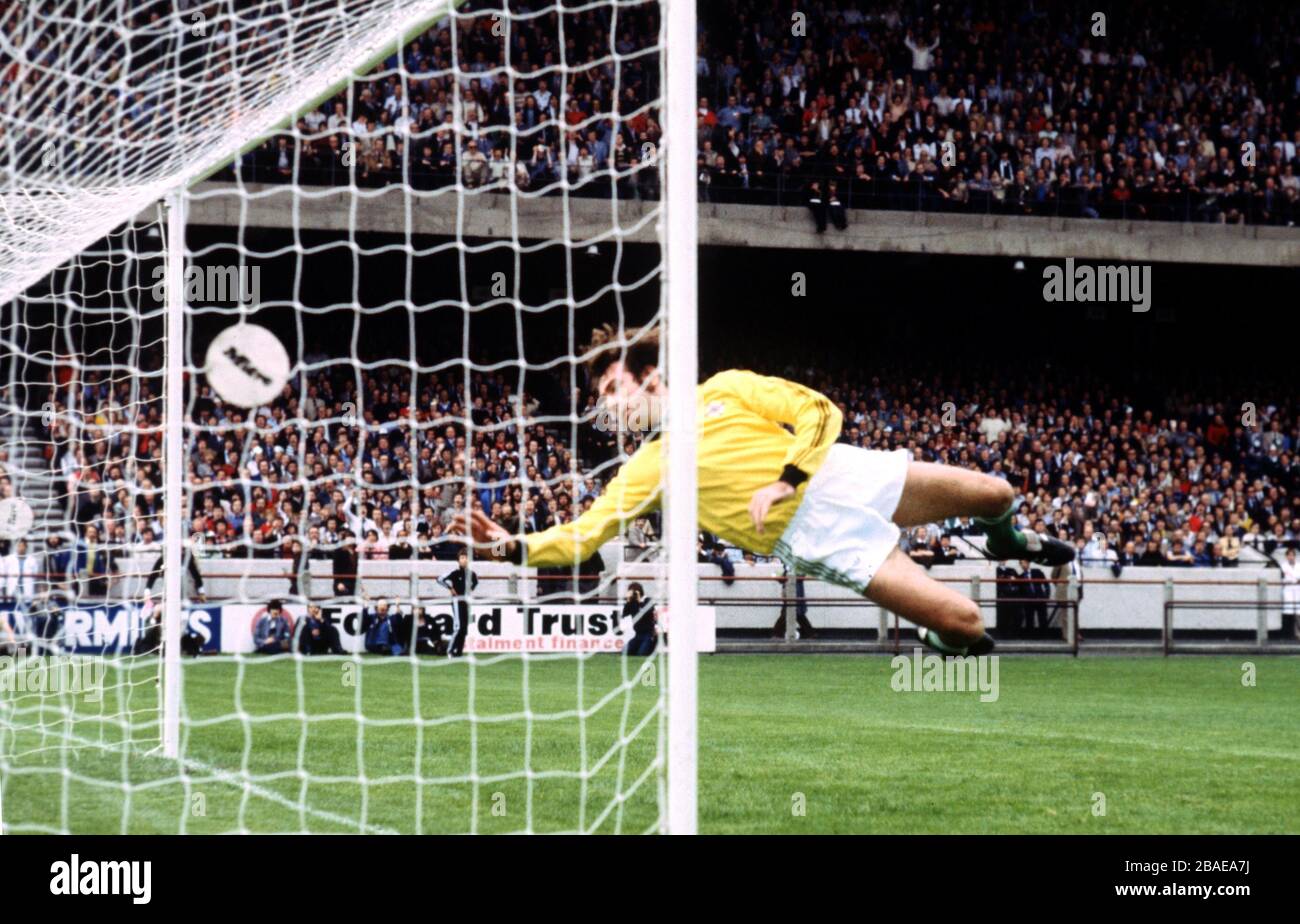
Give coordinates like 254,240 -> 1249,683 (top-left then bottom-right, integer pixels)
584,323 -> 663,434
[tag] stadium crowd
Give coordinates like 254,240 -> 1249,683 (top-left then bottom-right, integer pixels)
222,0 -> 663,199
5,1 -> 1299,234
214,0 -> 1300,227
9,342 -> 1298,611
692,0 -> 1300,224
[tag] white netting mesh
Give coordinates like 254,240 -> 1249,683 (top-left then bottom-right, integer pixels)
1,0 -> 674,834
0,0 -> 471,306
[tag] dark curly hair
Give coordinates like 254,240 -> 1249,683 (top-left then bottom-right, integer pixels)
582,323 -> 661,385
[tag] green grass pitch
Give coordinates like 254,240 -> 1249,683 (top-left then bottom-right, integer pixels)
3,654 -> 1297,833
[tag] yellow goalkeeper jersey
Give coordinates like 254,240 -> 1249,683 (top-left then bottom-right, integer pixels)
522,368 -> 843,566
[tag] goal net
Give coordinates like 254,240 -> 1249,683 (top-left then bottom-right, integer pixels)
0,0 -> 697,834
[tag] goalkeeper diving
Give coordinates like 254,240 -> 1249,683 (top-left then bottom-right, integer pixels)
454,325 -> 1074,656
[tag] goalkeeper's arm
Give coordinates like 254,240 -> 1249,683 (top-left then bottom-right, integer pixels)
455,441 -> 661,568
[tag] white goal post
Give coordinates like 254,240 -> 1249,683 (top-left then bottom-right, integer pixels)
0,0 -> 698,835
663,0 -> 697,836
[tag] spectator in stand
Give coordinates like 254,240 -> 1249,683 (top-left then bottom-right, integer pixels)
622,582 -> 656,656
295,603 -> 345,655
931,534 -> 964,565
360,595 -> 404,656
461,140 -> 489,188
406,605 -> 446,656
254,599 -> 293,654
905,526 -> 936,567
772,568 -> 816,639
1136,541 -> 1166,567
437,549 -> 478,658
825,180 -> 848,229
1017,560 -> 1051,634
75,525 -> 117,601
806,180 -> 829,232
904,28 -> 941,84
1081,534 -> 1119,569
1281,548 -> 1300,639
1165,539 -> 1195,566
0,541 -> 16,650
360,527 -> 389,560
995,561 -> 1022,636
286,538 -> 313,601
0,539 -> 39,639
388,530 -> 414,561
332,529 -> 360,600
1219,529 -> 1243,567
626,516 -> 657,554
700,540 -> 737,585
43,534 -> 72,598
0,595 -> 16,655
426,522 -> 461,561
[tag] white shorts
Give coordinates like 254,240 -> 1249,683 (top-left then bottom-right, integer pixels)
774,444 -> 910,594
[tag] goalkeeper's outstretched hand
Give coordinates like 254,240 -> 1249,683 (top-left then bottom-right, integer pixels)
450,509 -> 518,562
749,480 -> 795,535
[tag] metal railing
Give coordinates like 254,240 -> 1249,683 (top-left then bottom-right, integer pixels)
697,171 -> 1300,226
6,566 -> 1297,656
211,143 -> 1300,227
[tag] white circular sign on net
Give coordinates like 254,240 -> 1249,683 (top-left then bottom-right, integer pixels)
204,323 -> 291,407
0,496 -> 34,540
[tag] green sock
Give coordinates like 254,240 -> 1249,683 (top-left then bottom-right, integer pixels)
925,631 -> 968,656
975,506 -> 1025,552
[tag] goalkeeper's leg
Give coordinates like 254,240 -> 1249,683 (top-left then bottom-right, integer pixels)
865,548 -> 994,656
890,462 -> 1074,567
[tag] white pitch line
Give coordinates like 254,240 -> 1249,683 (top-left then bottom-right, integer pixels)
64,731 -> 399,834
